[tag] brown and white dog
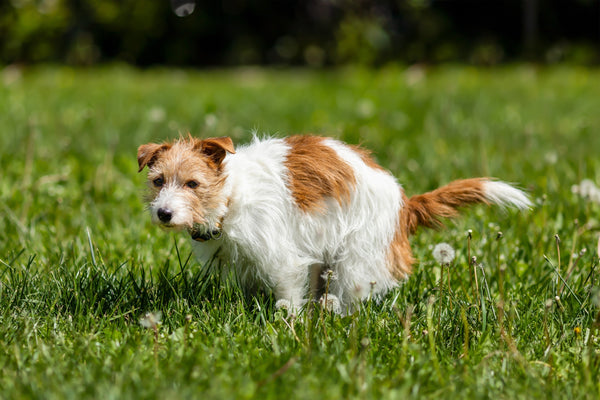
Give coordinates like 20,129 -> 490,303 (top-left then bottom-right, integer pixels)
138,134 -> 530,313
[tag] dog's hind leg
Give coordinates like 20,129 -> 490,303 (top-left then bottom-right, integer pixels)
308,263 -> 326,300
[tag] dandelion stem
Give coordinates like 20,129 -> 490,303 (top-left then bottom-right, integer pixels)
438,263 -> 445,328
432,243 -> 455,325
479,264 -> 497,320
467,230 -> 476,302
555,234 -> 561,295
497,232 -> 506,338
472,256 -> 481,320
184,314 -> 192,348
398,305 -> 414,374
498,265 -> 506,341
426,297 -> 444,384
153,325 -> 159,375
320,270 -> 333,341
543,299 -> 553,365
461,306 -> 469,359
559,221 -> 582,296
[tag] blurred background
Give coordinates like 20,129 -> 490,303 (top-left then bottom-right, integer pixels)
1,0 -> 599,67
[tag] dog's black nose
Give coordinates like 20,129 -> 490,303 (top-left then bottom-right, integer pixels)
157,208 -> 173,223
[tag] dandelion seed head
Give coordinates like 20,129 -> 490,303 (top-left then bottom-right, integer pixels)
147,106 -> 166,123
433,242 -> 455,264
140,311 -> 162,329
573,179 -> 600,204
275,299 -> 291,311
544,152 -> 558,165
571,184 -> 580,194
579,179 -> 597,197
204,113 -> 218,129
320,269 -> 338,282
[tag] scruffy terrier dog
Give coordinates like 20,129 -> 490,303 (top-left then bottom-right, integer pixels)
138,135 -> 530,313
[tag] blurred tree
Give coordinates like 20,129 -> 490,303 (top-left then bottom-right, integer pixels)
0,0 -> 598,66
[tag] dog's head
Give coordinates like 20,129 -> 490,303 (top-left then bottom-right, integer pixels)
137,135 -> 235,237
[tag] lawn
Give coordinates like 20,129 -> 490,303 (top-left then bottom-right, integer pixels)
1,65 -> 599,399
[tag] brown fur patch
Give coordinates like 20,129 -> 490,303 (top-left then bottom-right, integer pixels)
196,136 -> 236,169
387,179 -> 489,277
387,195 -> 415,277
137,143 -> 171,172
404,178 -> 488,234
284,136 -> 356,212
348,144 -> 386,172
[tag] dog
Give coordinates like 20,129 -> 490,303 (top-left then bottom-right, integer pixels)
138,134 -> 531,313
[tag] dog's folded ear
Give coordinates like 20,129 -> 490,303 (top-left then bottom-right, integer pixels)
137,143 -> 170,172
198,137 -> 236,167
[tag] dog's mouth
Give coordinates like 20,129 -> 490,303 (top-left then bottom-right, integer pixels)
189,224 -> 222,242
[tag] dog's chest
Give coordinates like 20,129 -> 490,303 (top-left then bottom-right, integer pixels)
190,238 -> 223,266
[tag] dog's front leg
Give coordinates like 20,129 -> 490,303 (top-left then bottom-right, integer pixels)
274,287 -> 306,313
272,267 -> 310,313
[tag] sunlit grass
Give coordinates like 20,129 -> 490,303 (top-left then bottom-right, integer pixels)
1,65 -> 599,399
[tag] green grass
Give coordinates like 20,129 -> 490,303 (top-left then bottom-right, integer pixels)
1,64 -> 600,399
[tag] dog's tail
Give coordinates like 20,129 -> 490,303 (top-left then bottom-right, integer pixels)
403,178 -> 531,235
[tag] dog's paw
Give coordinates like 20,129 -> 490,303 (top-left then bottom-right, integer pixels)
319,294 -> 342,314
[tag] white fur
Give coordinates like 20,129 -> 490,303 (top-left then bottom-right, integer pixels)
150,184 -> 193,227
483,181 -> 532,210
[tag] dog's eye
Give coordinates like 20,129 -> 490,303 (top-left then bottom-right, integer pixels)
186,180 -> 199,189
153,177 -> 164,187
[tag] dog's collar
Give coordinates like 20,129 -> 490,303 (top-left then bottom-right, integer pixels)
191,228 -> 222,242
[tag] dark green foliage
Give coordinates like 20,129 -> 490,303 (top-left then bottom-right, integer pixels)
1,1 -> 599,66
1,66 -> 600,398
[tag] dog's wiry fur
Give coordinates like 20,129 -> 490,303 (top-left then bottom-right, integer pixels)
138,134 -> 531,313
